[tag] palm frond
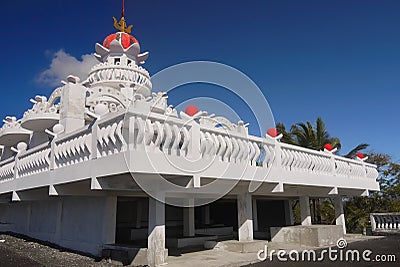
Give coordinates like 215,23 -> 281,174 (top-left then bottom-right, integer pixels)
344,143 -> 369,158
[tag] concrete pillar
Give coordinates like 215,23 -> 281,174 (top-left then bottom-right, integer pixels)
252,198 -> 258,232
333,196 -> 346,234
102,196 -> 117,244
299,196 -> 312,226
203,205 -> 210,225
237,192 -> 253,241
59,81 -> 86,133
284,200 -> 294,226
183,207 -> 195,237
135,200 -> 143,229
147,196 -> 166,267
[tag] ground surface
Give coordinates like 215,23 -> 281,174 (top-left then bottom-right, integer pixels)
0,232 -> 399,267
0,232 -> 115,267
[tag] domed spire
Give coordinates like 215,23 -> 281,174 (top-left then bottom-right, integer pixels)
93,0 -> 149,64
87,0 -> 152,102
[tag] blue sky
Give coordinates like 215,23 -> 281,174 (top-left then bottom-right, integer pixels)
1,0 -> 399,160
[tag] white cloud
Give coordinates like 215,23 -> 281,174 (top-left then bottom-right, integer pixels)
36,50 -> 97,87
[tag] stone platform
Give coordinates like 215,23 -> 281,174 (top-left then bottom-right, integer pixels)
270,225 -> 344,247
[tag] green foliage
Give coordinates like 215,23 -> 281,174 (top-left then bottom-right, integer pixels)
291,118 -> 341,151
277,117 -> 341,151
277,117 -> 369,157
292,199 -> 300,224
345,153 -> 400,233
344,143 -> 370,159
319,199 -> 335,224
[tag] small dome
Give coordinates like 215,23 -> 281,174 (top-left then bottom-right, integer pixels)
103,32 -> 138,49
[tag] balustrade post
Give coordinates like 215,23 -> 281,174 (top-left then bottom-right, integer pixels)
13,155 -> 19,179
49,139 -> 56,170
90,120 -> 99,160
187,121 -> 200,160
361,161 -> 367,178
370,214 -> 377,232
330,154 -> 336,175
122,115 -> 136,151
274,141 -> 282,168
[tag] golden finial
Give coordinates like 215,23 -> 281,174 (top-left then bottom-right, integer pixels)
113,16 -> 133,33
112,0 -> 133,33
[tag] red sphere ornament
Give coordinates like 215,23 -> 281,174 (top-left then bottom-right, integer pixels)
103,32 -> 138,49
267,128 -> 278,138
356,153 -> 365,159
185,105 -> 199,117
324,144 -> 333,151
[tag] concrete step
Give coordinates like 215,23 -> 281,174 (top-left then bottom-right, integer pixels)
102,245 -> 167,266
166,235 -> 218,248
205,240 -> 267,253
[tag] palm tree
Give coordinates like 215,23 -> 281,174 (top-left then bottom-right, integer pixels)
277,117 -> 341,151
276,117 -> 369,157
276,122 -> 295,144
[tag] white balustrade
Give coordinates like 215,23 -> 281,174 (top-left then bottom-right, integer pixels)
54,128 -> 92,168
0,158 -> 15,181
87,62 -> 152,92
17,143 -> 51,177
129,113 -> 191,157
96,114 -> 126,157
280,144 -> 332,175
0,111 -> 379,183
370,213 -> 400,233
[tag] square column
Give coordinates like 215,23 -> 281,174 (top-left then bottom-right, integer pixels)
183,206 -> 195,237
333,196 -> 346,234
237,192 -> 253,241
147,196 -> 166,267
299,196 -> 312,226
102,196 -> 117,244
59,81 -> 86,133
284,200 -> 294,226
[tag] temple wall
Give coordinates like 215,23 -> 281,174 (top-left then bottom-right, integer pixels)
0,196 -> 117,256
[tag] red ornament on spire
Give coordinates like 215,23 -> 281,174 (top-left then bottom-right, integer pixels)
102,33 -> 138,49
185,105 -> 199,117
267,128 -> 278,138
324,144 -> 333,151
356,153 -> 365,159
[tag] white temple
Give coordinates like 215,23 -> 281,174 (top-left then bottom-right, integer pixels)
0,12 -> 379,266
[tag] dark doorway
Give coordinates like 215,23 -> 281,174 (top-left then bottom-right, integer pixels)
115,197 -> 148,246
209,199 -> 238,230
257,199 -> 286,239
